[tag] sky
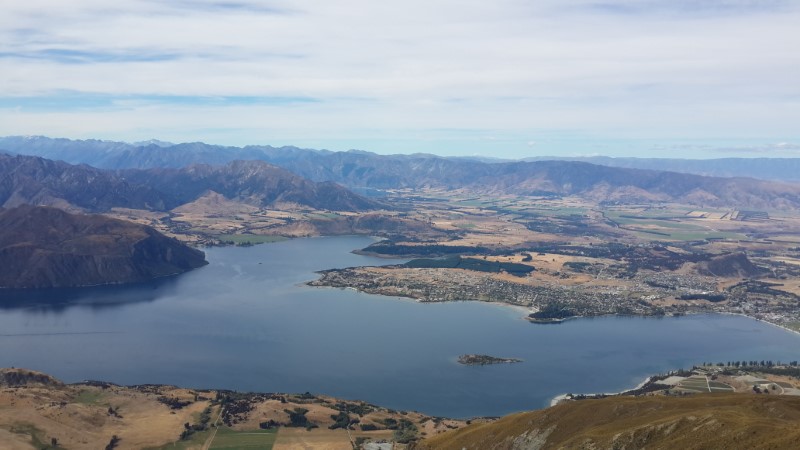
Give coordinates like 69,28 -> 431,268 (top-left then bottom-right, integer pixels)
1,0 -> 799,158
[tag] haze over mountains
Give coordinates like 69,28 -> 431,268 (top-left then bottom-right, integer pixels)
3,135 -> 800,182
2,136 -> 800,210
525,155 -> 800,182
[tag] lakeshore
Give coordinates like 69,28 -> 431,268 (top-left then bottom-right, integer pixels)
550,362 -> 800,407
550,376 -> 653,407
309,263 -> 800,334
3,237 -> 800,419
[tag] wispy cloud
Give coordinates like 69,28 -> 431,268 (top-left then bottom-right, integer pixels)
576,0 -> 791,17
0,92 -> 319,111
0,49 -> 183,64
0,0 -> 798,157
710,142 -> 800,154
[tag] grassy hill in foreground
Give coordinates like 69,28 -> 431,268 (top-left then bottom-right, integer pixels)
0,368 -> 468,450
418,394 -> 800,450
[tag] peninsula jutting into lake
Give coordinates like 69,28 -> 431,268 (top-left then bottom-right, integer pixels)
2,236 -> 799,420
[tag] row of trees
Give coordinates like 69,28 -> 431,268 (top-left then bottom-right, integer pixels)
703,360 -> 799,368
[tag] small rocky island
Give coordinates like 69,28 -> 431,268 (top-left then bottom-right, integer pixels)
458,354 -> 523,366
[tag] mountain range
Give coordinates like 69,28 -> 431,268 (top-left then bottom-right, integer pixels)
2,136 -> 800,209
0,153 -> 383,213
3,135 -> 800,182
120,160 -> 380,211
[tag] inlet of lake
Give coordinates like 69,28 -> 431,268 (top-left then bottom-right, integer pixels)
1,236 -> 799,418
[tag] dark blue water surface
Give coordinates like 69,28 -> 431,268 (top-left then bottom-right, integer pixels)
1,236 -> 799,418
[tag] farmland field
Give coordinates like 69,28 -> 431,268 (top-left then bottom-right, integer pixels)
209,427 -> 277,449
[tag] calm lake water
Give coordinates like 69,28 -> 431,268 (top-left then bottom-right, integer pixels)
1,236 -> 799,418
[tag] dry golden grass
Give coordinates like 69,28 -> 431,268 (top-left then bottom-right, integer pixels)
766,278 -> 800,296
0,370 -> 469,450
172,191 -> 260,216
0,428 -> 34,449
0,383 -> 209,449
419,394 -> 800,450
272,428 -> 354,450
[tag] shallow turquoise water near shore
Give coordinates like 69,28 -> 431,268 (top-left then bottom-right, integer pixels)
1,236 -> 799,418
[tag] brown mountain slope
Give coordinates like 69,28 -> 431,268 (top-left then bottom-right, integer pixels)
0,153 -> 170,211
0,153 -> 384,213
697,252 -> 767,278
418,394 -> 800,450
0,205 -> 207,288
121,160 -> 386,212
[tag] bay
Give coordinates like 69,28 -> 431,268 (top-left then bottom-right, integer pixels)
1,236 -> 799,418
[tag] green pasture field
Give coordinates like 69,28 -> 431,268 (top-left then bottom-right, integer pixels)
145,429 -> 214,450
209,427 -> 277,450
707,381 -> 734,391
73,389 -> 104,405
521,206 -> 587,216
632,230 -> 744,241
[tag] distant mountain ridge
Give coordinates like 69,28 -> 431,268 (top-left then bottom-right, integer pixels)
0,153 -> 383,212
3,135 -> 800,182
524,155 -> 800,182
3,136 -> 800,209
0,205 -> 207,288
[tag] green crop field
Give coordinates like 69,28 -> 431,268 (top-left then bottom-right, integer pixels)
523,206 -> 587,216
209,427 -> 277,449
676,377 -> 710,393
707,381 -> 734,391
73,389 -> 104,405
145,429 -> 215,450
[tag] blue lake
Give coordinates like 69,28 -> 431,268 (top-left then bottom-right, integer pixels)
1,236 -> 799,418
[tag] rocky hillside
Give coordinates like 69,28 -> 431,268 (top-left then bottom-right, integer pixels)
0,153 -> 170,211
0,368 -> 63,388
418,394 -> 800,450
0,205 -> 207,288
697,252 -> 767,278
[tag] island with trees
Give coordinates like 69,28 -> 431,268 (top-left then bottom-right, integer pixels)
458,354 -> 522,366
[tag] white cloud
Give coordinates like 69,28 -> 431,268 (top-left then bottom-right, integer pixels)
0,0 -> 798,157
